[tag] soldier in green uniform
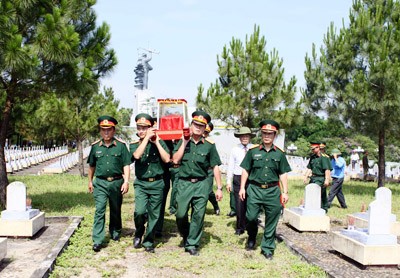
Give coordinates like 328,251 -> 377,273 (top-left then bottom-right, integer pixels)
87,116 -> 131,252
303,142 -> 332,212
129,113 -> 170,253
172,111 -> 223,256
239,120 -> 291,260
204,122 -> 221,215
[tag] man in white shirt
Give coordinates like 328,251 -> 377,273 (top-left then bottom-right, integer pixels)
226,127 -> 255,235
350,150 -> 359,171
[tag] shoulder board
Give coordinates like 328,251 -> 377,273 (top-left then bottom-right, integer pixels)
249,144 -> 259,150
130,140 -> 140,144
205,138 -> 215,144
114,137 -> 126,144
275,145 -> 285,153
322,153 -> 330,157
91,139 -> 101,145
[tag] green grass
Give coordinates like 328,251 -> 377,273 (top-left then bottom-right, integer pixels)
10,175 -> 398,277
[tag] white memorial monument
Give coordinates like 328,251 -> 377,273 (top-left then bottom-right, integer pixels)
0,181 -> 45,237
283,183 -> 330,231
347,187 -> 400,236
331,187 -> 400,265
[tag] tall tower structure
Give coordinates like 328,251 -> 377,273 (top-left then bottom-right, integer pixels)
130,48 -> 159,126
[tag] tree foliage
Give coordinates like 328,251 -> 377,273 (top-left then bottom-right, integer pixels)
196,25 -> 300,129
0,0 -> 116,208
302,0 -> 400,187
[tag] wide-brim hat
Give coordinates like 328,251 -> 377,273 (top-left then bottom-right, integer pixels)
234,127 -> 255,138
331,148 -> 342,155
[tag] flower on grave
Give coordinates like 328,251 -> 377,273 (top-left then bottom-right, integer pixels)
299,198 -> 304,206
347,215 -> 355,226
360,203 -> 366,212
26,197 -> 32,209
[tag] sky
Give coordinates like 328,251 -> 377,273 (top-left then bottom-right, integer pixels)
94,0 -> 352,109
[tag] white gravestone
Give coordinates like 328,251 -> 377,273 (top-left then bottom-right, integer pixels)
1,181 -> 40,220
290,183 -> 326,216
341,187 -> 396,245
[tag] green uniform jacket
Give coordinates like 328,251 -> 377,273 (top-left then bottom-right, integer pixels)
173,137 -> 221,178
307,154 -> 332,176
240,144 -> 291,183
129,139 -> 169,179
87,138 -> 131,176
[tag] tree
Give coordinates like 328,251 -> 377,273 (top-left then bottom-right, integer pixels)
196,25 -> 300,129
302,0 -> 400,187
0,0 -> 116,208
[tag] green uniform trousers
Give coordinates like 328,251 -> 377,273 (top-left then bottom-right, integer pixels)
175,178 -> 209,251
92,178 -> 124,245
134,179 -> 164,248
155,171 -> 171,234
246,184 -> 281,255
168,167 -> 179,213
310,177 -> 329,212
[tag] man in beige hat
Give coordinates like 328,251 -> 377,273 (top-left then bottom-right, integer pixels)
226,127 -> 255,235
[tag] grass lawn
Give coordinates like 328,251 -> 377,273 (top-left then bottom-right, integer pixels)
9,174 -> 399,277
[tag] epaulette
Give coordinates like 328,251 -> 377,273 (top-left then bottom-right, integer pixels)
275,145 -> 285,153
322,153 -> 330,158
114,137 -> 126,144
250,144 -> 259,149
130,140 -> 140,144
205,138 -> 215,144
91,139 -> 101,145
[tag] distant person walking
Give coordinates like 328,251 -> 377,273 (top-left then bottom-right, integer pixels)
87,116 -> 131,252
350,150 -> 359,171
362,151 -> 369,180
226,127 -> 254,235
327,149 -> 347,209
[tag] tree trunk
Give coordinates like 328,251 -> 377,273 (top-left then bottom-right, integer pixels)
78,139 -> 85,177
0,94 -> 13,210
377,127 -> 385,188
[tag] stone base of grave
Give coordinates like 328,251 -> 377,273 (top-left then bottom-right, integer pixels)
349,213 -> 400,236
0,237 -> 6,261
283,208 -> 330,232
331,231 -> 400,265
41,167 -> 63,174
0,212 -> 45,237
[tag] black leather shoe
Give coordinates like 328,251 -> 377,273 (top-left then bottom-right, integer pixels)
227,211 -> 236,217
246,240 -> 256,251
145,247 -> 155,253
93,244 -> 102,252
185,248 -> 199,256
112,234 -> 120,241
235,229 -> 244,235
214,208 -> 220,215
155,231 -> 163,238
133,237 -> 142,249
261,251 -> 273,260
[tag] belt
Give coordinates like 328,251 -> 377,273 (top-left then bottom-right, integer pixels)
250,181 -> 279,189
172,164 -> 180,168
97,175 -> 123,182
181,177 -> 206,183
137,175 -> 163,182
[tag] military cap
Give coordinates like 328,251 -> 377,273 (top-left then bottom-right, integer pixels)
234,127 -> 256,138
191,111 -> 211,126
310,141 -> 320,149
320,141 -> 327,149
98,115 -> 118,128
259,120 -> 280,132
135,113 -> 154,127
205,122 -> 214,133
330,148 -> 341,155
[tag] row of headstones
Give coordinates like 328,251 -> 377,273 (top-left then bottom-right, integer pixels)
41,147 -> 91,174
6,146 -> 69,173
